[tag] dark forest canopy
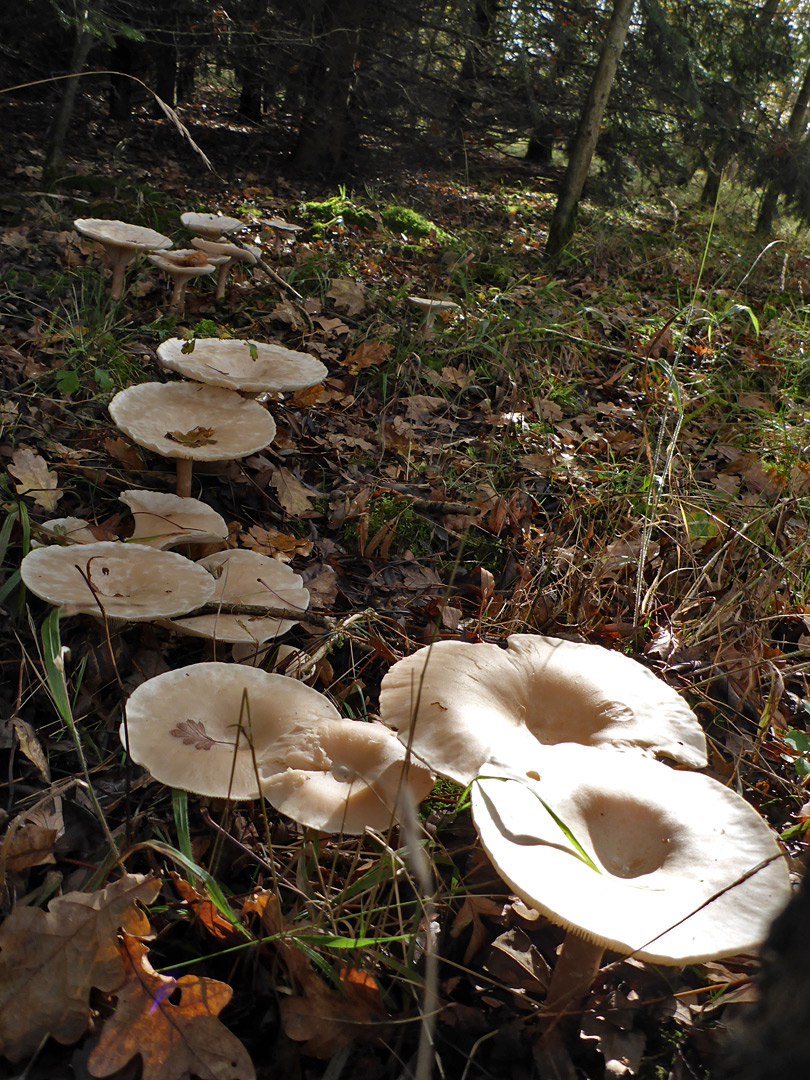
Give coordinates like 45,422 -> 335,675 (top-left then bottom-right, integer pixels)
3,0 -> 810,234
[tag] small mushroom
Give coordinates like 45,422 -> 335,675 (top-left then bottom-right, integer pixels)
147,250 -> 217,316
168,549 -> 310,643
119,490 -> 228,549
74,219 -> 173,300
33,518 -> 100,546
180,212 -> 243,240
156,337 -> 327,394
109,381 -> 276,497
471,745 -> 791,1025
190,238 -> 259,300
407,296 -> 460,334
379,635 -> 707,785
21,541 -> 215,619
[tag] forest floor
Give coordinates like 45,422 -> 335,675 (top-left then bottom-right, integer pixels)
1,86 -> 810,1080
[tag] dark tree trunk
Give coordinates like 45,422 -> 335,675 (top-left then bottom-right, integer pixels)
545,0 -> 636,261
43,23 -> 94,186
109,38 -> 139,121
756,58 -> 810,233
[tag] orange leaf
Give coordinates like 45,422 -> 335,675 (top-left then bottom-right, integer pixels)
88,935 -> 254,1080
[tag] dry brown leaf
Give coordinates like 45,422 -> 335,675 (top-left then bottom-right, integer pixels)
104,437 -> 145,471
269,466 -> 319,516
0,874 -> 160,1062
341,340 -> 392,373
1,823 -> 57,873
11,715 -> 50,781
87,935 -> 254,1080
8,447 -> 62,512
280,964 -> 389,1057
327,278 -> 366,316
242,525 -> 313,558
169,873 -> 241,943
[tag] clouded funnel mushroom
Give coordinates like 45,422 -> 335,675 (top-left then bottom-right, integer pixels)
471,744 -> 791,1024
147,250 -> 217,315
180,212 -> 243,240
156,337 -> 327,394
109,381 -> 276,497
119,490 -> 228,549
21,541 -> 215,619
379,635 -> 707,784
74,219 -> 173,301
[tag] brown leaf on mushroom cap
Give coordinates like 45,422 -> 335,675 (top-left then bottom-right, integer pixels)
471,745 -> 790,964
20,541 -> 215,619
379,635 -> 707,784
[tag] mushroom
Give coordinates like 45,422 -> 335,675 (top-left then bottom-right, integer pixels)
33,517 -> 100,546
155,337 -> 327,394
121,662 -> 342,800
379,635 -> 707,785
108,381 -> 276,497
121,662 -> 434,830
180,212 -> 243,240
407,296 -> 460,333
20,541 -> 215,619
119,490 -> 228,549
471,744 -> 791,1025
190,238 -> 260,300
74,219 -> 173,300
168,549 -> 310,644
147,250 -> 217,316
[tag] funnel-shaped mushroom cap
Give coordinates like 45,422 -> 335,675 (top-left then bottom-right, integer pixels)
190,238 -> 259,264
21,541 -> 215,619
122,663 -> 342,799
472,745 -> 790,964
379,635 -> 706,785
109,382 -> 276,462
120,490 -> 228,549
181,212 -> 242,238
33,518 -> 99,546
261,719 -> 434,833
408,296 -> 460,314
147,250 -> 216,279
156,337 -> 327,393
169,549 -> 310,643
74,219 -> 173,254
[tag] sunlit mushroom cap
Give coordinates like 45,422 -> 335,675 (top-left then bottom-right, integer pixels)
109,381 -> 276,462
122,663 -> 342,799
190,238 -> 259,264
471,745 -> 790,963
156,337 -> 327,393
180,212 -> 242,239
169,549 -> 310,643
379,635 -> 707,784
74,219 -> 173,253
21,541 -> 215,619
33,518 -> 99,546
147,250 -> 217,281
120,490 -> 228,549
407,296 -> 460,314
261,718 -> 434,833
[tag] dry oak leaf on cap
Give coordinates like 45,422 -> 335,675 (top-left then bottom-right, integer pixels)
88,934 -> 254,1080
8,447 -> 62,513
0,874 -> 160,1063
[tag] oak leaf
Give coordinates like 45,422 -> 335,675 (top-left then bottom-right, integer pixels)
87,935 -> 254,1080
8,447 -> 62,512
0,874 -> 160,1062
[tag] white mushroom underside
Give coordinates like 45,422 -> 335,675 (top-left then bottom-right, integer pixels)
21,541 -> 215,619
156,337 -> 327,393
120,490 -> 228,549
109,381 -> 276,461
471,745 -> 790,963
379,635 -> 707,784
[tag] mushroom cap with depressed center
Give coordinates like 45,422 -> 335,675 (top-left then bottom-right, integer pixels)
190,238 -> 259,264
21,541 -> 215,619
122,662 -> 342,800
260,718 -> 435,833
109,381 -> 276,463
148,250 -> 217,282
471,744 -> 790,963
33,518 -> 100,546
156,337 -> 328,393
169,549 -> 310,643
120,490 -> 228,549
180,212 -> 242,239
379,635 -> 707,785
74,219 -> 173,254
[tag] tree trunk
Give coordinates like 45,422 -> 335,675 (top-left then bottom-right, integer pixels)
42,22 -> 94,186
545,0 -> 637,262
756,58 -> 810,234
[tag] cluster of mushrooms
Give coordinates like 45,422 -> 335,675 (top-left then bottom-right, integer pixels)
20,211 -> 792,1035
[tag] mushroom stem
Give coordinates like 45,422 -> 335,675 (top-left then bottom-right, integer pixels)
109,252 -> 135,300
169,279 -> 189,316
541,932 -> 605,1035
215,261 -> 232,300
176,459 -> 193,498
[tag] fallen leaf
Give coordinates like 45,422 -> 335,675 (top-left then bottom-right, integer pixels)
11,715 -> 50,781
87,935 -> 254,1080
242,525 -> 313,558
327,278 -> 366,315
8,447 -> 62,512
269,466 -> 320,516
1,823 -> 57,873
341,339 -> 392,373
165,426 -> 217,448
0,875 -> 160,1062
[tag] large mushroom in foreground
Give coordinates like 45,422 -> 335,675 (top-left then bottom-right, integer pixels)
379,635 -> 707,783
109,381 -> 276,497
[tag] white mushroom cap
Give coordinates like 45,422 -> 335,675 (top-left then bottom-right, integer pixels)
407,296 -> 460,317
122,663 -> 342,799
169,549 -> 310,643
180,212 -> 243,239
74,219 -> 173,299
190,238 -> 259,264
33,518 -> 99,546
120,490 -> 228,549
471,745 -> 790,963
261,719 -> 435,833
21,541 -> 215,619
379,635 -> 707,785
155,337 -> 327,393
109,382 -> 277,463
263,216 -> 303,232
